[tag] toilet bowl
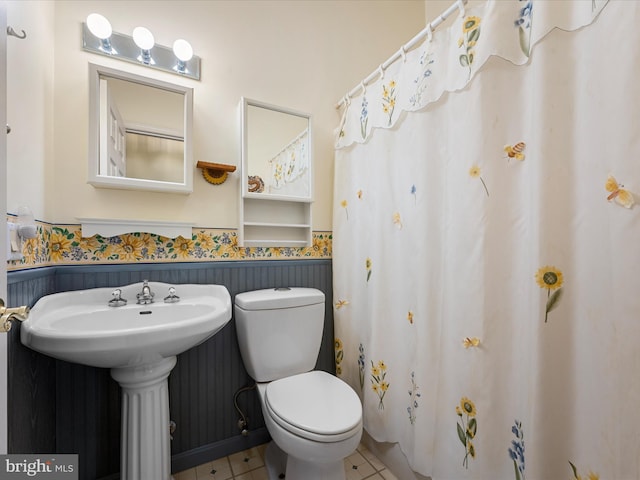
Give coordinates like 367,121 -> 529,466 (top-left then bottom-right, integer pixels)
234,288 -> 363,480
259,371 -> 362,479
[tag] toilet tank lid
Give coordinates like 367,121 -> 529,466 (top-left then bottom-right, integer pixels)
235,287 -> 324,310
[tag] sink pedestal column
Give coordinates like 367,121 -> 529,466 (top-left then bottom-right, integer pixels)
111,356 -> 177,480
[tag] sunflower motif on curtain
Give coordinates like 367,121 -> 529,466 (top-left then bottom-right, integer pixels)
456,397 -> 478,468
535,265 -> 564,323
458,16 -> 482,79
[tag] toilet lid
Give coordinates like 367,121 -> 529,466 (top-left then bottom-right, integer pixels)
265,371 -> 362,441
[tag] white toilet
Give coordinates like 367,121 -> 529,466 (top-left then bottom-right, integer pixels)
234,287 -> 363,480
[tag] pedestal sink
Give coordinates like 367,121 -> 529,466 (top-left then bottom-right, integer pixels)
20,282 -> 232,480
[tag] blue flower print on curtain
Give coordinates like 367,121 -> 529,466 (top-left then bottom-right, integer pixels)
407,371 -> 421,424
358,343 -> 366,391
360,96 -> 369,139
409,50 -> 435,108
508,420 -> 526,480
515,1 -> 533,57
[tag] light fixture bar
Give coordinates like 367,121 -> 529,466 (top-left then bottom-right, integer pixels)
82,23 -> 201,81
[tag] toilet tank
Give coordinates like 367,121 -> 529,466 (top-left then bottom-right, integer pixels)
234,287 -> 325,382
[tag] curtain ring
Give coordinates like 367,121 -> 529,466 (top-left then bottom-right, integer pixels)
426,24 -> 434,43
399,46 -> 407,63
360,82 -> 367,95
378,64 -> 385,80
456,0 -> 466,17
344,94 -> 351,106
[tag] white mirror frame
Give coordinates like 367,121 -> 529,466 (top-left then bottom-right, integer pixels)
88,63 -> 194,194
240,97 -> 313,202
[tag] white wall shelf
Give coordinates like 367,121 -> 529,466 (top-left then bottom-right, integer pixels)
243,221 -> 311,228
78,218 -> 194,239
239,198 -> 312,247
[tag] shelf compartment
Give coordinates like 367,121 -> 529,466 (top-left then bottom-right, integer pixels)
243,198 -> 309,225
243,239 -> 309,248
243,224 -> 310,246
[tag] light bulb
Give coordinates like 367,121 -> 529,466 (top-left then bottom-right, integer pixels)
86,13 -> 112,40
133,26 -> 154,50
172,39 -> 193,62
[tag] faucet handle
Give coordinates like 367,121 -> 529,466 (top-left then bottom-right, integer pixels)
164,286 -> 180,304
109,288 -> 127,307
0,299 -> 30,332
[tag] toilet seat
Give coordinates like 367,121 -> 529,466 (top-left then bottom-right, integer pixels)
265,370 -> 362,443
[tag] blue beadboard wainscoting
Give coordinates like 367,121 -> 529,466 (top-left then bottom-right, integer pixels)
7,260 -> 333,480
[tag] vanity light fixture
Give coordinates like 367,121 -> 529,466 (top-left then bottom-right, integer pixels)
132,26 -> 155,65
82,14 -> 201,80
173,39 -> 193,74
86,13 -> 115,54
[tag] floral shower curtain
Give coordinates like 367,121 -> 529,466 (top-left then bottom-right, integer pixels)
268,128 -> 309,195
333,1 -> 640,479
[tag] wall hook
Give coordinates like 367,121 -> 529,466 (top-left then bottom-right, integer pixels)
7,26 -> 27,40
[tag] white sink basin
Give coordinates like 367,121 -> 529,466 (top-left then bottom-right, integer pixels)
21,281 -> 232,480
21,282 -> 231,369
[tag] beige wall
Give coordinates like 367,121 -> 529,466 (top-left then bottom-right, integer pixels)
6,0 -> 426,231
6,1 -> 54,222
424,0 -> 485,28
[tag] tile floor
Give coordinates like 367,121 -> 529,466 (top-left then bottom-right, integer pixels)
174,442 -> 398,480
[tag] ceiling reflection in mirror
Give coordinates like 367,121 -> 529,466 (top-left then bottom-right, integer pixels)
88,64 -> 193,194
244,101 -> 311,199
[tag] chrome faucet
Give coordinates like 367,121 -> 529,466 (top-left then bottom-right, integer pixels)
136,280 -> 155,305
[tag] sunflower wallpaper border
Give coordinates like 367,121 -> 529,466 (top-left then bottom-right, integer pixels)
6,217 -> 332,271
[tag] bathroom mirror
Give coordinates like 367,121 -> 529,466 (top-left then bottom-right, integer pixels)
88,63 -> 194,193
240,97 -> 312,200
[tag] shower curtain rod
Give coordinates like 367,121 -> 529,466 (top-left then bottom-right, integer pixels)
269,127 -> 308,162
335,0 -> 468,109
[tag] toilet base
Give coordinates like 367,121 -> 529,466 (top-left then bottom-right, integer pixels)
264,442 -> 287,480
263,440 -> 346,480
286,455 -> 345,480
